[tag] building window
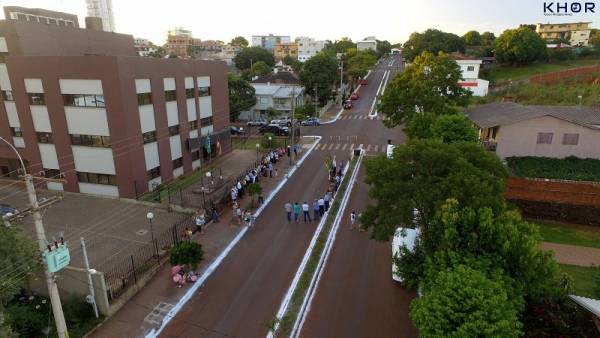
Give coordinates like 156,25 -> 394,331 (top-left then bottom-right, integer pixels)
2,90 -> 14,101
70,134 -> 111,148
198,86 -> 211,97
467,66 -> 475,72
259,97 -> 268,104
10,127 -> 22,137
77,172 -> 117,186
200,116 -> 213,127
189,120 -> 198,130
28,93 -> 45,105
172,157 -> 183,169
0,52 -> 8,63
536,132 -> 553,144
63,94 -> 105,108
168,125 -> 180,136
274,98 -> 287,105
165,90 -> 177,102
185,88 -> 194,98
147,167 -> 161,180
562,133 -> 579,145
142,131 -> 157,144
192,150 -> 200,161
43,168 -> 61,179
137,92 -> 152,105
37,132 -> 53,144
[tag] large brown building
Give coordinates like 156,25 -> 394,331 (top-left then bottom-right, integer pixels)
0,19 -> 231,199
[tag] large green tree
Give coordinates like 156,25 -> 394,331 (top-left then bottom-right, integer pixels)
379,52 -> 471,126
403,29 -> 466,61
589,30 -> 600,50
234,47 -> 275,70
251,61 -> 271,76
299,53 -> 338,103
283,55 -> 303,73
322,38 -> 356,56
228,74 -> 256,121
0,224 -> 39,303
462,30 -> 482,46
346,50 -> 377,80
494,27 -> 548,65
362,139 -> 507,240
430,114 -> 479,144
230,36 -> 249,48
481,32 -> 496,45
376,39 -> 392,57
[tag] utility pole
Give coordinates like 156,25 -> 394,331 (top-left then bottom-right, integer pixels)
0,137 -> 69,338
314,85 -> 318,118
289,86 -> 295,165
80,237 -> 99,318
340,60 -> 344,102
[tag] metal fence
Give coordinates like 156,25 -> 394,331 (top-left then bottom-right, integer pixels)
100,215 -> 195,302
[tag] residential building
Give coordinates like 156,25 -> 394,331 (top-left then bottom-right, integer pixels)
251,34 -> 291,50
164,27 -> 201,58
274,42 -> 298,61
85,0 -> 115,32
465,102 -> 600,159
249,71 -> 303,118
3,6 -> 79,28
357,37 -> 377,51
449,53 -> 489,97
134,38 -> 158,57
536,22 -> 592,46
296,37 -> 326,62
0,19 -> 231,198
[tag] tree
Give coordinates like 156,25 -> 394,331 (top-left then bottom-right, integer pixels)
322,38 -> 356,56
148,46 -> 167,58
362,139 -> 507,240
234,47 -> 275,70
403,29 -> 466,61
589,30 -> 600,50
346,50 -> 377,81
299,53 -> 338,104
481,32 -> 496,45
265,107 -> 278,119
230,36 -> 249,48
247,182 -> 263,207
283,55 -> 303,73
0,224 -> 39,304
228,74 -> 256,121
170,241 -> 204,270
430,114 -> 479,143
462,30 -> 482,46
251,61 -> 271,77
494,27 -> 547,65
376,40 -> 392,57
404,112 -> 437,139
411,263 -> 522,338
379,51 -> 471,126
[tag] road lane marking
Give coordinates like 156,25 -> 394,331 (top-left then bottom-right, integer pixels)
366,144 -> 371,151
335,144 -> 340,150
359,143 -> 363,149
341,144 -> 347,150
350,143 -> 354,149
314,144 -> 321,150
373,145 -> 379,152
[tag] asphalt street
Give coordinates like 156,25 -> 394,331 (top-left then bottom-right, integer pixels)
159,54 -> 413,338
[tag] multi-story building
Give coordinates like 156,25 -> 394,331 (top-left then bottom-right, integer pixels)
357,37 -> 377,51
85,0 -> 115,32
536,22 -> 592,46
296,37 -> 326,62
0,19 -> 231,198
274,42 -> 298,61
251,34 -> 291,50
134,38 -> 158,57
164,27 -> 201,58
249,71 -> 304,118
450,53 -> 489,97
3,6 -> 79,28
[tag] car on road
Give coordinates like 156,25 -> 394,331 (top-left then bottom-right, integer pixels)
343,100 -> 353,109
230,126 -> 245,135
391,227 -> 419,283
300,117 -> 320,126
270,117 -> 292,127
259,124 -> 289,136
0,204 -> 18,217
350,92 -> 359,100
246,118 -> 268,127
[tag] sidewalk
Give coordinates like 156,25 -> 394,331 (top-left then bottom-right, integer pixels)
88,139 -> 315,338
541,242 -> 600,267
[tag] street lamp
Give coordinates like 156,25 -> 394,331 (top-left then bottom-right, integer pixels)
268,136 -> 272,151
255,143 -> 260,162
146,212 -> 156,256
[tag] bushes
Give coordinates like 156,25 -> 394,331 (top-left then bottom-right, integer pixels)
506,156 -> 600,182
170,241 -> 204,270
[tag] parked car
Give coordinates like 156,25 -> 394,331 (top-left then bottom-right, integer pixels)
230,126 -> 245,135
270,117 -> 292,127
246,118 -> 268,127
301,117 -> 321,126
343,100 -> 353,109
259,124 -> 289,136
0,204 -> 18,217
350,92 -> 359,100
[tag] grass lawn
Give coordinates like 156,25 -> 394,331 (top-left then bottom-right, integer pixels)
484,58 -> 600,84
533,220 -> 600,249
559,264 -> 598,298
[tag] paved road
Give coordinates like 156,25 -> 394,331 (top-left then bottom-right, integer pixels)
159,54 -> 411,338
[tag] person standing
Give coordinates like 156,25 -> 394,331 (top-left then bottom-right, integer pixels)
285,201 -> 292,222
318,197 -> 325,216
195,212 -> 205,233
313,199 -> 320,222
350,211 -> 357,229
268,162 -> 273,178
258,193 -> 264,205
235,205 -> 243,225
293,202 -> 301,223
324,192 -> 331,212
302,201 -> 312,223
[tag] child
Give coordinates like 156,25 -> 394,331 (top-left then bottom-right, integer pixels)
350,211 -> 357,230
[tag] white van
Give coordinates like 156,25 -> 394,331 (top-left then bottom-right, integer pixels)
391,227 -> 419,282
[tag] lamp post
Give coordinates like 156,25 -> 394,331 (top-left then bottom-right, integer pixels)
256,143 -> 260,162
268,136 -> 272,151
146,212 -> 156,256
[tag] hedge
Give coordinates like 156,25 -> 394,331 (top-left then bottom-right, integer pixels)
506,156 -> 600,182
508,199 -> 600,227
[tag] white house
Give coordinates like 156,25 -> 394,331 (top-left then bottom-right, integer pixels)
250,81 -> 304,119
296,36 -> 326,62
357,37 -> 377,51
451,53 -> 489,97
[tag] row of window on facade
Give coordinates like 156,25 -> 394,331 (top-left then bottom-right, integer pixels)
537,132 -> 580,145
137,86 -> 211,106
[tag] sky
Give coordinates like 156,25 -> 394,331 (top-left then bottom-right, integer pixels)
1,0 -> 598,45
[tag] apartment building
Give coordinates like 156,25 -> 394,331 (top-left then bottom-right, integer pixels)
164,27 -> 202,58
252,34 -> 291,50
536,22 -> 592,46
357,36 -> 377,51
0,20 -> 231,199
3,6 -> 79,28
85,0 -> 115,32
134,38 -> 158,57
296,37 -> 325,62
274,42 -> 298,61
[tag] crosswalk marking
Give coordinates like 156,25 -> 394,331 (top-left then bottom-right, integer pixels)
335,144 -> 341,150
366,144 -> 371,151
350,143 -> 354,149
374,145 -> 379,152
313,142 -> 389,153
342,143 -> 348,150
314,144 -> 321,150
359,143 -> 364,149
328,143 -> 334,150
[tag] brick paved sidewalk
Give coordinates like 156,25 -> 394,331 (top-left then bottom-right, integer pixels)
88,139 -> 315,338
541,242 -> 600,267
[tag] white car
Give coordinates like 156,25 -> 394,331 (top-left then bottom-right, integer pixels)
270,117 -> 292,127
391,227 -> 419,282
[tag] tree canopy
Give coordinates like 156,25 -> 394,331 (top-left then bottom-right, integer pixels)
234,47 -> 275,70
299,53 -> 339,103
228,74 -> 256,121
376,40 -> 392,57
480,32 -> 496,45
251,61 -> 271,77
403,29 -> 466,61
379,51 -> 471,126
462,30 -> 482,46
406,113 -> 478,143
589,30 -> 600,50
322,37 -> 356,56
494,27 -> 547,65
283,55 -> 303,73
346,50 -> 378,80
230,36 -> 249,48
0,224 -> 39,303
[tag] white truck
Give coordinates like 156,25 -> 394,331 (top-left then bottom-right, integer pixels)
391,227 -> 419,282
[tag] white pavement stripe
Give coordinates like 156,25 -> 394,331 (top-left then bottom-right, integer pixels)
342,144 -> 348,150
366,144 -> 371,151
381,145 -> 386,152
350,143 -> 354,149
314,144 -> 321,150
335,144 -> 341,150
359,143 -> 364,149
328,144 -> 334,150
374,145 -> 379,152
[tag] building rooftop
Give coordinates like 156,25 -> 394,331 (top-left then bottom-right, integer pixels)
569,295 -> 600,318
252,71 -> 299,85
465,102 -> 600,130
